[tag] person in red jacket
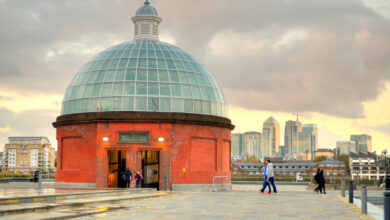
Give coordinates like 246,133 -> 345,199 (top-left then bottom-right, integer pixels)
135,171 -> 143,188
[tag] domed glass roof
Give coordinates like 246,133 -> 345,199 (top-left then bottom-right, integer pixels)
61,40 -> 227,117
136,1 -> 158,16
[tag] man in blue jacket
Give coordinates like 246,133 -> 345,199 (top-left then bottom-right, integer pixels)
259,162 -> 270,193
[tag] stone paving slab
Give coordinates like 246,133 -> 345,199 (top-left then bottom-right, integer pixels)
87,190 -> 361,220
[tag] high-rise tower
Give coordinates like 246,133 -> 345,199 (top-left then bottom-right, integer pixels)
262,116 -> 280,157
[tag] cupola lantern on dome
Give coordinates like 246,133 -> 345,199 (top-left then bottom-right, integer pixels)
132,0 -> 161,41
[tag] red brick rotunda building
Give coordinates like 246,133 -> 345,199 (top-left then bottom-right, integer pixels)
53,1 -> 234,191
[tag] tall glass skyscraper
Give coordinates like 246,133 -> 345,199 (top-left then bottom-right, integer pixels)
284,120 -> 318,160
231,133 -> 243,157
350,135 -> 372,153
262,116 -> 280,156
284,120 -> 301,159
298,124 -> 318,160
336,141 -> 357,155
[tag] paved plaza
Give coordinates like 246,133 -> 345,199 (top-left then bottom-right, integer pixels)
88,185 -> 363,220
0,184 -> 385,219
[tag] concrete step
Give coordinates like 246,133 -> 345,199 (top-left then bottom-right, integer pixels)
0,206 -> 127,220
0,188 -> 156,205
0,191 -> 170,217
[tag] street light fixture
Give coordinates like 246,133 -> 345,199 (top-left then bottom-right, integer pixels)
102,136 -> 109,142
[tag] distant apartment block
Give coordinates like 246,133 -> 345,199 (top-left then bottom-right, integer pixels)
350,134 -> 372,153
232,160 -> 345,176
349,152 -> 387,180
4,137 -> 55,172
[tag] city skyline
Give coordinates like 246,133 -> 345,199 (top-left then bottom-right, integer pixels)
0,0 -> 390,152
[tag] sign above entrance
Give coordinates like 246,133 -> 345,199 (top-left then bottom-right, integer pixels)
119,133 -> 149,144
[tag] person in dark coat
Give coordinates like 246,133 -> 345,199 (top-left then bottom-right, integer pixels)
318,170 -> 326,194
314,169 -> 321,193
123,168 -> 133,188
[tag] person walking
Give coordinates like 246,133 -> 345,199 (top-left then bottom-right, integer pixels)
135,171 -> 143,188
259,162 -> 270,193
266,159 -> 277,194
314,169 -> 321,193
318,169 -> 326,194
123,168 -> 133,188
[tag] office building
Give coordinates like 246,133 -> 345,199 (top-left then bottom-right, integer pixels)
350,135 -> 372,153
284,120 -> 301,159
262,116 -> 280,156
231,133 -> 243,158
284,120 -> 318,160
243,132 -> 262,160
336,141 -> 357,155
278,145 -> 288,157
298,124 -> 318,160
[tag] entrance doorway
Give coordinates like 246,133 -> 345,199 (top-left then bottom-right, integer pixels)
141,151 -> 160,189
108,150 -> 126,188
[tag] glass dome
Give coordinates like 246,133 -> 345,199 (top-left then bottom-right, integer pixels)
62,40 -> 227,117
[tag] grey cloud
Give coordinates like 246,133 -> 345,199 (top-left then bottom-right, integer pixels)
0,0 -> 390,118
372,123 -> 390,134
0,108 -> 57,149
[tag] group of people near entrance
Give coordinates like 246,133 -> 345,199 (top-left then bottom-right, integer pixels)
122,169 -> 143,188
259,160 -> 278,194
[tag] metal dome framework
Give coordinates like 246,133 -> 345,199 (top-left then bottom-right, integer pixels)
62,40 -> 227,117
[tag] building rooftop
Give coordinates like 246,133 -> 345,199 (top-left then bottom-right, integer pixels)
349,152 -> 376,159
264,116 -> 278,124
318,160 -> 344,165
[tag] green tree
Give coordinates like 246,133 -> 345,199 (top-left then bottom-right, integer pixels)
313,156 -> 327,162
246,155 -> 261,163
336,155 -> 350,169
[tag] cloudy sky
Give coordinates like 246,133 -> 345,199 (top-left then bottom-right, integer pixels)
0,0 -> 389,152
